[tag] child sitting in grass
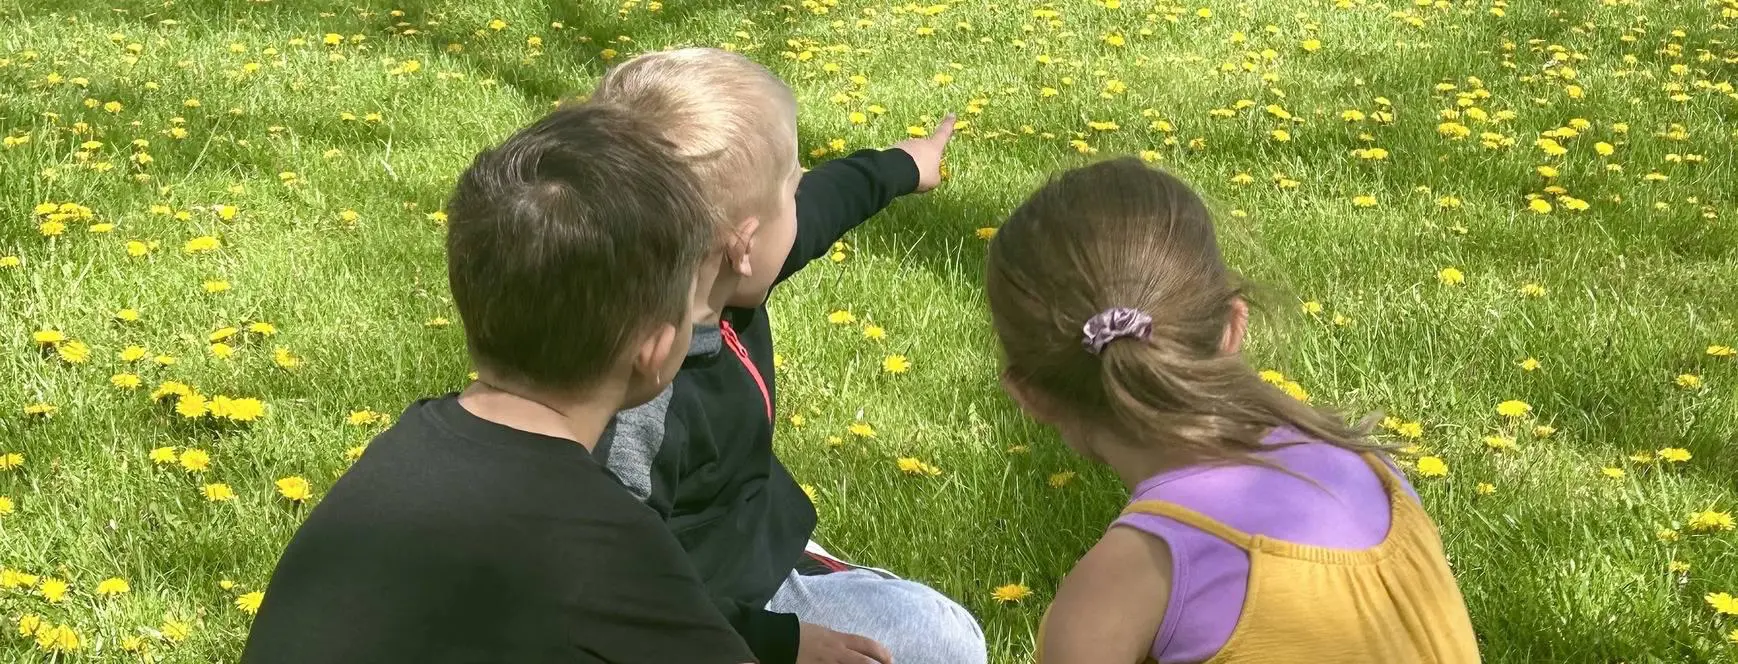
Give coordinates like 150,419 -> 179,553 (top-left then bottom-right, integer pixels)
241,103 -> 755,663
985,158 -> 1481,663
587,48 -> 986,664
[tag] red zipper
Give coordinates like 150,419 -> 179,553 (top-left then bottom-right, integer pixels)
719,320 -> 773,422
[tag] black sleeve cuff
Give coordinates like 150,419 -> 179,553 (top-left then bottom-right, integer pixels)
737,609 -> 800,664
859,148 -> 921,198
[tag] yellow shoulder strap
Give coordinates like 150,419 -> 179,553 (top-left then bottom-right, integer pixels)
1121,500 -> 1257,550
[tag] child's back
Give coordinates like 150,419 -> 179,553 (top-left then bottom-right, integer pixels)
1107,433 -> 1474,663
243,397 -> 741,663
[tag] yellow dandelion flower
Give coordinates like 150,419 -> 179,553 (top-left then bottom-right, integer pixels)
1048,471 -> 1076,488
1688,510 -> 1735,532
236,590 -> 265,614
203,483 -> 236,502
1475,483 -> 1496,495
1675,374 -> 1702,389
1528,198 -> 1553,214
94,577 -> 129,596
1658,448 -> 1692,463
55,340 -> 91,364
1415,456 -> 1448,477
991,583 -> 1032,603
1707,592 -> 1738,617
176,393 -> 208,419
863,324 -> 887,340
0,496 -> 13,516
827,310 -> 857,325
148,447 -> 177,464
1483,435 -> 1516,452
1519,358 -> 1541,372
183,235 -> 221,254
1600,467 -> 1625,480
276,476 -> 313,502
179,448 -> 211,472
39,577 -> 68,602
1520,283 -> 1547,298
111,373 -> 142,389
1496,400 -> 1531,417
848,422 -> 876,438
882,355 -> 911,374
1437,267 -> 1465,285
1707,345 -> 1735,357
1657,528 -> 1681,542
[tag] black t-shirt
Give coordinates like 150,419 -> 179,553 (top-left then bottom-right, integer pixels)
241,395 -> 756,664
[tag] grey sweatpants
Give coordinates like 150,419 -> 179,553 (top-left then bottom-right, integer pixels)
767,544 -> 987,664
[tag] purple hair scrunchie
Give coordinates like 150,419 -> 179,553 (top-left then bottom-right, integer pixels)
1082,307 -> 1153,355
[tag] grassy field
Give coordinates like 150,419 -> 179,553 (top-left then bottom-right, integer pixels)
3,0 -> 1738,660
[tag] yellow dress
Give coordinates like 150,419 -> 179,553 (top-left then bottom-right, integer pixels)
1038,454 -> 1481,663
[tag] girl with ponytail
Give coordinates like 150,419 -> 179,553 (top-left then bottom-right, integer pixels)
987,158 -> 1479,664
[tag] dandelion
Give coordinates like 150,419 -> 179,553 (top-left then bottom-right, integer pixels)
183,236 -> 221,254
34,623 -> 80,653
348,410 -> 383,426
55,340 -> 91,364
1528,198 -> 1553,214
1396,421 -> 1424,439
1688,510 -> 1735,532
1475,483 -> 1496,495
94,577 -> 130,596
1520,283 -> 1547,298
273,347 -> 302,369
1301,301 -> 1324,315
179,448 -> 211,472
0,496 -> 13,516
24,403 -> 57,417
1708,592 -> 1738,617
1600,467 -> 1625,480
1415,456 -> 1448,477
1707,345 -> 1735,357
32,329 -> 66,345
1438,267 -> 1464,285
1652,447 -> 1690,463
204,280 -> 231,293
863,324 -> 887,340
848,422 -> 876,438
39,577 -> 68,602
149,447 -> 178,464
176,393 -> 208,419
827,310 -> 857,325
1497,400 -> 1531,417
1048,471 -> 1076,488
111,373 -> 142,389
236,590 -> 265,614
882,355 -> 911,374
991,583 -> 1033,603
1483,435 -> 1516,452
203,483 -> 236,502
276,476 -> 313,502
344,444 -> 369,462
1657,528 -> 1681,542
896,456 -> 941,476
1519,358 -> 1541,372
1675,374 -> 1702,389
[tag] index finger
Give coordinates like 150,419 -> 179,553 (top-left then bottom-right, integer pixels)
931,112 -> 958,142
843,634 -> 895,664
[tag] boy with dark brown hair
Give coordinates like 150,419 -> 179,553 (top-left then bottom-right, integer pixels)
242,103 -> 756,664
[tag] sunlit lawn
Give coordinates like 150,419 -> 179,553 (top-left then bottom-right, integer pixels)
3,0 -> 1737,660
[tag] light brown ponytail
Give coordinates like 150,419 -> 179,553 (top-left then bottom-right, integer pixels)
986,158 -> 1389,470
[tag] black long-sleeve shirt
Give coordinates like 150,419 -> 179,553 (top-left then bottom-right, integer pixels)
594,148 -> 920,663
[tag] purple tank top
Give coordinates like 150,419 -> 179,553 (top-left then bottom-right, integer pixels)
1112,431 -> 1419,663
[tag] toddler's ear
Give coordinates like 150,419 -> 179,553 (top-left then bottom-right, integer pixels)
728,217 -> 761,277
1000,370 -> 1054,423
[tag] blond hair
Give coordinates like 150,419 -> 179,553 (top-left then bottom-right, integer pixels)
986,158 -> 1389,471
591,48 -> 798,229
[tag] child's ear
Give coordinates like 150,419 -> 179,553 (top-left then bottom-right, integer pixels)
727,217 -> 761,277
999,369 -> 1055,424
1221,297 -> 1249,354
634,323 -> 678,384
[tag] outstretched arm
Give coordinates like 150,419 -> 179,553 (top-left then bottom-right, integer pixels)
776,114 -> 957,286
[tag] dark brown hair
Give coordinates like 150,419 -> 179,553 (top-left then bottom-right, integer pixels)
446,102 -> 716,393
986,157 -> 1384,469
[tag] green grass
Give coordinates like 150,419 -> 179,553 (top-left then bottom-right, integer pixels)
3,0 -> 1737,660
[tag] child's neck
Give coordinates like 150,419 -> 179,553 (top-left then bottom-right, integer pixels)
693,264 -> 742,327
1072,428 -> 1199,494
457,381 -> 618,451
